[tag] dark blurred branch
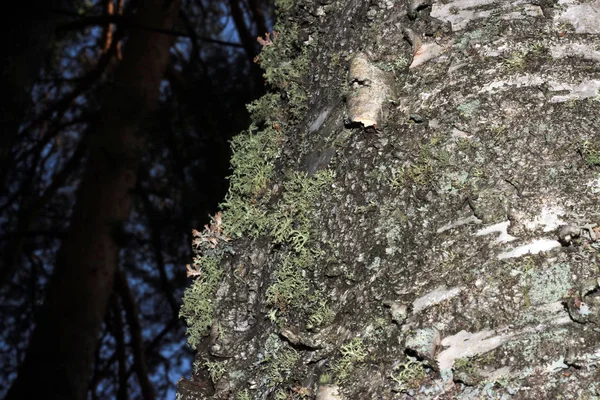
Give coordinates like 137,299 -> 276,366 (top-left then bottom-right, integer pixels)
147,315 -> 181,357
228,0 -> 257,63
0,230 -> 67,240
0,139 -> 86,291
137,180 -> 180,316
178,10 -> 204,73
0,0 -> 75,186
14,35 -> 121,160
55,8 -> 244,47
115,269 -> 156,400
246,0 -> 268,39
89,329 -> 108,400
111,295 -> 128,400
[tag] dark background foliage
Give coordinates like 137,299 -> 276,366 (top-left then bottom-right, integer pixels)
0,0 -> 272,397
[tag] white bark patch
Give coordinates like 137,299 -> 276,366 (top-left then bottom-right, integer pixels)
438,304 -> 571,371
549,80 -> 600,103
551,43 -> 600,64
478,74 -> 545,94
438,329 -> 515,371
310,109 -> 330,133
431,0 -> 495,31
450,127 -> 473,139
556,0 -> 600,34
474,221 -> 517,243
479,75 -> 600,103
501,4 -> 543,21
412,286 -> 463,313
586,176 -> 600,194
431,0 -> 538,31
437,215 -> 482,233
523,205 -> 566,233
497,239 -> 562,260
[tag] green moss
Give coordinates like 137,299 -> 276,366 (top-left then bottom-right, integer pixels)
307,298 -> 334,330
529,41 -> 549,56
220,196 -> 270,239
376,55 -> 410,75
194,358 -> 226,383
581,140 -> 600,166
264,169 -> 335,325
504,50 -> 527,72
261,334 -> 301,387
274,0 -> 294,13
235,390 -> 251,400
557,21 -> 575,33
319,372 -> 333,384
220,20 -> 314,240
454,357 -> 473,371
266,253 -> 311,311
389,139 -> 450,189
181,0 -> 317,349
228,125 -> 281,200
332,338 -> 368,382
390,356 -> 427,392
179,254 -> 224,348
256,24 -> 310,120
521,256 -> 535,308
270,170 -> 335,252
180,213 -> 234,347
265,251 -> 333,328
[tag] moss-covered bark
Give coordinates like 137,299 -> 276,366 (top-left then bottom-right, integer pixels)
179,0 -> 600,398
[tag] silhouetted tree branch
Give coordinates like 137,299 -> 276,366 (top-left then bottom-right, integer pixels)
55,8 -> 244,47
110,294 -> 128,400
115,269 -> 156,400
0,139 -> 86,290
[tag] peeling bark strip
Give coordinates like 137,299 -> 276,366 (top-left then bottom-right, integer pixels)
346,53 -> 392,129
403,28 -> 444,69
5,1 -> 180,399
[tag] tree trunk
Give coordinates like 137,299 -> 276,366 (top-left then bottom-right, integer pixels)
178,0 -> 600,399
6,1 -> 179,399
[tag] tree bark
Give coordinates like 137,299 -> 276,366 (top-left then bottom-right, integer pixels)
6,1 -> 180,399
179,0 -> 600,399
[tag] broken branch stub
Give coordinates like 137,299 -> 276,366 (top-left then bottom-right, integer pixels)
347,53 -> 392,129
404,28 -> 443,69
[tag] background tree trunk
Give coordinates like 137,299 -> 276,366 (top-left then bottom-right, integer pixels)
0,0 -> 73,183
179,0 -> 600,398
6,1 -> 180,399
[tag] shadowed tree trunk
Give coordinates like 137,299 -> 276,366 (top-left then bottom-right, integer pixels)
177,0 -> 600,399
0,0 -> 73,183
6,0 -> 180,399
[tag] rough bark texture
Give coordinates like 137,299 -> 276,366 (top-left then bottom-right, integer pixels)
180,0 -> 600,399
6,1 -> 179,399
